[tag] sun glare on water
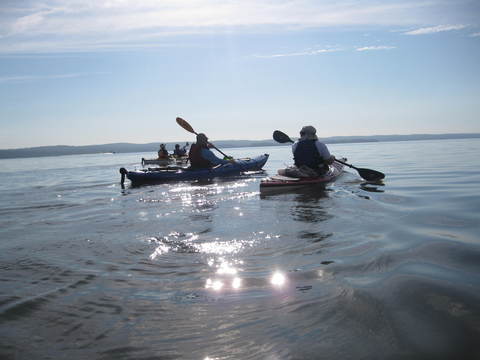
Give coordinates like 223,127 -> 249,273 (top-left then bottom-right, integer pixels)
270,271 -> 286,287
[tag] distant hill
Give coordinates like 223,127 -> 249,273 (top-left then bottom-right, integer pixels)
323,133 -> 480,143
1,133 -> 479,159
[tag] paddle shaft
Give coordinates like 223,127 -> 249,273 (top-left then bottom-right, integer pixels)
332,158 -> 357,170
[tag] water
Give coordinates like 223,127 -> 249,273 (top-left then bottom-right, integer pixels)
1,139 -> 479,360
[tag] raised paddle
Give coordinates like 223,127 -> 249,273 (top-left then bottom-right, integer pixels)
176,117 -> 232,159
272,130 -> 385,181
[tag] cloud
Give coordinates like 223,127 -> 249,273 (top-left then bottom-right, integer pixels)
254,48 -> 342,58
356,45 -> 396,51
0,0 -> 478,53
255,45 -> 397,58
470,32 -> 480,37
3,0 -> 433,35
0,72 -> 106,83
404,24 -> 467,35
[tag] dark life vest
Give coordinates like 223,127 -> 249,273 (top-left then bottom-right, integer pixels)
188,143 -> 213,169
293,140 -> 324,168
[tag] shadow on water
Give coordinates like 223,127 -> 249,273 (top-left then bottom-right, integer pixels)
259,185 -> 330,200
289,188 -> 332,223
260,186 -> 333,224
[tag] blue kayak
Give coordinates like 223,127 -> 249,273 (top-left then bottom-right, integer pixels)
120,154 -> 269,186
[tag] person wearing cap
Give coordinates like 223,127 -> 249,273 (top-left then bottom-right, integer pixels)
292,126 -> 335,175
158,144 -> 169,159
188,133 -> 231,169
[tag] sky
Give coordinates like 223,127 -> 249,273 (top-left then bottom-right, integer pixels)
0,0 -> 479,149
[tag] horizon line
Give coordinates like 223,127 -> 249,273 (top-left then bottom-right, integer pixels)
1,132 -> 480,152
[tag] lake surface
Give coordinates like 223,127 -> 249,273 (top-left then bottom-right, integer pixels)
1,139 -> 479,360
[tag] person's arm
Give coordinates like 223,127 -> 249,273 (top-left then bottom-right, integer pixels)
315,142 -> 335,164
201,148 -> 229,165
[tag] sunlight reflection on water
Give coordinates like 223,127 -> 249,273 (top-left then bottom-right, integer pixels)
271,271 -> 287,287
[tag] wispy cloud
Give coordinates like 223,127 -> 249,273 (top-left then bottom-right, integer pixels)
254,48 -> 342,58
0,0 -> 478,53
470,32 -> 480,37
356,45 -> 396,51
404,24 -> 467,35
0,72 -> 106,84
1,0 -> 431,37
254,45 -> 398,58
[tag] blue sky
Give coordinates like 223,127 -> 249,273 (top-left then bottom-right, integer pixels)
1,0 -> 479,149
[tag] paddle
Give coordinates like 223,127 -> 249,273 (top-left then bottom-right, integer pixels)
272,130 -> 385,181
176,117 -> 231,159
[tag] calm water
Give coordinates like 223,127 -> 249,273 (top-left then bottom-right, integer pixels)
1,139 -> 480,360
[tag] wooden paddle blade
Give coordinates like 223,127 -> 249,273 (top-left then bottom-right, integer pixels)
273,130 -> 294,143
357,168 -> 385,181
176,117 -> 196,134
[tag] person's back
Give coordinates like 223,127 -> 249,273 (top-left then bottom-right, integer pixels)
294,139 -> 323,169
158,144 -> 169,159
188,133 -> 229,169
188,142 -> 212,169
292,126 -> 334,174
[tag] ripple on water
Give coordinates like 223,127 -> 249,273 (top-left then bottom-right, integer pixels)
2,142 -> 480,359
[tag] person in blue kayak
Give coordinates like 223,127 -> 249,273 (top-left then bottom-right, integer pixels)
292,125 -> 335,175
158,144 -> 169,159
188,133 -> 231,169
173,144 -> 187,156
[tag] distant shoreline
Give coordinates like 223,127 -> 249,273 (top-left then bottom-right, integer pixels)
1,133 -> 479,159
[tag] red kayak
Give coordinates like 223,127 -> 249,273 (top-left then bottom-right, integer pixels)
260,159 -> 345,193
